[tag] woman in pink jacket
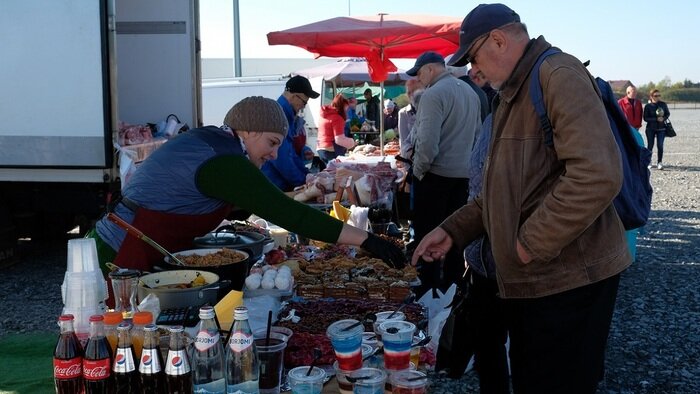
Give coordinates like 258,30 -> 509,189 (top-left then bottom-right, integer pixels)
317,94 -> 356,164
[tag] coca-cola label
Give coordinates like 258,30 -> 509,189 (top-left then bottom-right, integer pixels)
112,347 -> 136,373
229,332 -> 253,353
194,330 -> 220,352
165,350 -> 190,375
139,348 -> 163,374
83,358 -> 111,380
54,357 -> 82,379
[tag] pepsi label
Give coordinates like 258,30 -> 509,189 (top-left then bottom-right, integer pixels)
165,350 -> 190,375
113,347 -> 136,373
139,348 -> 162,374
194,330 -> 220,352
229,332 -> 253,353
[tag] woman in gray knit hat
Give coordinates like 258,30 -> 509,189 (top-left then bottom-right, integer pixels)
89,96 -> 404,300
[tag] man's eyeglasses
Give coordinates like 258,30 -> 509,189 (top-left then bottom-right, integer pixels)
294,94 -> 309,106
465,32 -> 491,64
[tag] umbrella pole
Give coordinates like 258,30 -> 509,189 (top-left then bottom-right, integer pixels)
379,81 -> 385,157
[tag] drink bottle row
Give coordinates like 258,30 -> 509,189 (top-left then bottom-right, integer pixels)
54,306 -> 260,394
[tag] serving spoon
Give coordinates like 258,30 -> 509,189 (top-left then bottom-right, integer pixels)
107,212 -> 186,266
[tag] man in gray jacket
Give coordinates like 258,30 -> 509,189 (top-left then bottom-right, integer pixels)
407,51 -> 481,293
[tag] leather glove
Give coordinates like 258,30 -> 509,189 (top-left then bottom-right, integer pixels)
361,233 -> 407,269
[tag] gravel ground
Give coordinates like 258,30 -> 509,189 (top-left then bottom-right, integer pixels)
1,110 -> 698,393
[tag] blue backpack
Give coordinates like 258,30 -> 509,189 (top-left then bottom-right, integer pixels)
529,48 -> 653,230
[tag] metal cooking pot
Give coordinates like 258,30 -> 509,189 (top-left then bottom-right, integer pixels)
193,226 -> 270,261
138,270 -> 222,309
163,248 -> 251,291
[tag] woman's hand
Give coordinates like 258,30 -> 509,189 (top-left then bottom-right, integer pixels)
411,227 -> 453,266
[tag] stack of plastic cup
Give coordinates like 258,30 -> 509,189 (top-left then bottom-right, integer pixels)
61,238 -> 108,343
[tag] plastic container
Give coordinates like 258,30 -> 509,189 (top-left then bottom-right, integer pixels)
287,366 -> 326,394
131,311 -> 153,359
348,368 -> 387,394
377,321 -> 415,371
389,370 -> 428,394
326,319 -> 364,371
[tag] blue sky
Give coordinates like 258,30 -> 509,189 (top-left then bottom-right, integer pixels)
200,0 -> 699,85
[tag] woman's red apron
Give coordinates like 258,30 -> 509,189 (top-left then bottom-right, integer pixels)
106,204 -> 231,307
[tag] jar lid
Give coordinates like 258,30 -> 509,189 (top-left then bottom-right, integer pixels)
103,311 -> 124,325
133,311 -> 153,325
108,269 -> 140,279
194,230 -> 265,249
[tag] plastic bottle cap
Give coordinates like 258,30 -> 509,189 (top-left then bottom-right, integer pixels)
103,311 -> 124,325
133,311 -> 153,325
89,315 -> 104,322
143,324 -> 158,332
59,314 -> 75,321
117,322 -> 132,331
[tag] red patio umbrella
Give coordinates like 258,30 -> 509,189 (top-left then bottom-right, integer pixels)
268,14 -> 461,82
268,14 -> 462,153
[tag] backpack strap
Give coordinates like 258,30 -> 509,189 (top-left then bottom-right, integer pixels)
528,47 -> 562,146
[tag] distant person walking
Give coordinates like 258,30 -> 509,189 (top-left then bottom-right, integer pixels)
643,89 -> 671,170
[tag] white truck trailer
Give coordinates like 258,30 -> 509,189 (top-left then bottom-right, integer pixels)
0,0 -> 201,239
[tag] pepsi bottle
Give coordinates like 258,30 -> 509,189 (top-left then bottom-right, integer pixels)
139,323 -> 167,393
165,325 -> 193,394
112,322 -> 139,393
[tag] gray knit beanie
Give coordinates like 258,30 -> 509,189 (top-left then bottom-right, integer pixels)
224,96 -> 288,136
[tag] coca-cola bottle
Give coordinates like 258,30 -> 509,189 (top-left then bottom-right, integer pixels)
192,306 -> 225,393
224,307 -> 259,394
83,315 -> 113,393
139,323 -> 167,394
54,314 -> 84,394
112,322 -> 140,393
165,325 -> 193,394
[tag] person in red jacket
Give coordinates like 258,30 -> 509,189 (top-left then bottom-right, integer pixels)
618,85 -> 643,131
317,94 -> 356,163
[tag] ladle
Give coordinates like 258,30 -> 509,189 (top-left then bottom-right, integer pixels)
107,213 -> 186,266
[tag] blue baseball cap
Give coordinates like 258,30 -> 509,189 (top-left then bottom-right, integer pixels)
406,51 -> 445,76
448,3 -> 521,67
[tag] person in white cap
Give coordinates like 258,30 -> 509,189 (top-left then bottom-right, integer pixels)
412,3 -> 630,393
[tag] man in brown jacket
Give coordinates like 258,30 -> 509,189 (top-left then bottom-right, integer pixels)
412,4 -> 631,393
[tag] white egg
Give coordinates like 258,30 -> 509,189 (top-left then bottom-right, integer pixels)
263,270 -> 277,279
261,265 -> 273,272
261,277 -> 276,289
275,274 -> 292,283
278,265 -> 291,275
275,276 -> 290,290
245,274 -> 262,289
276,271 -> 291,280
